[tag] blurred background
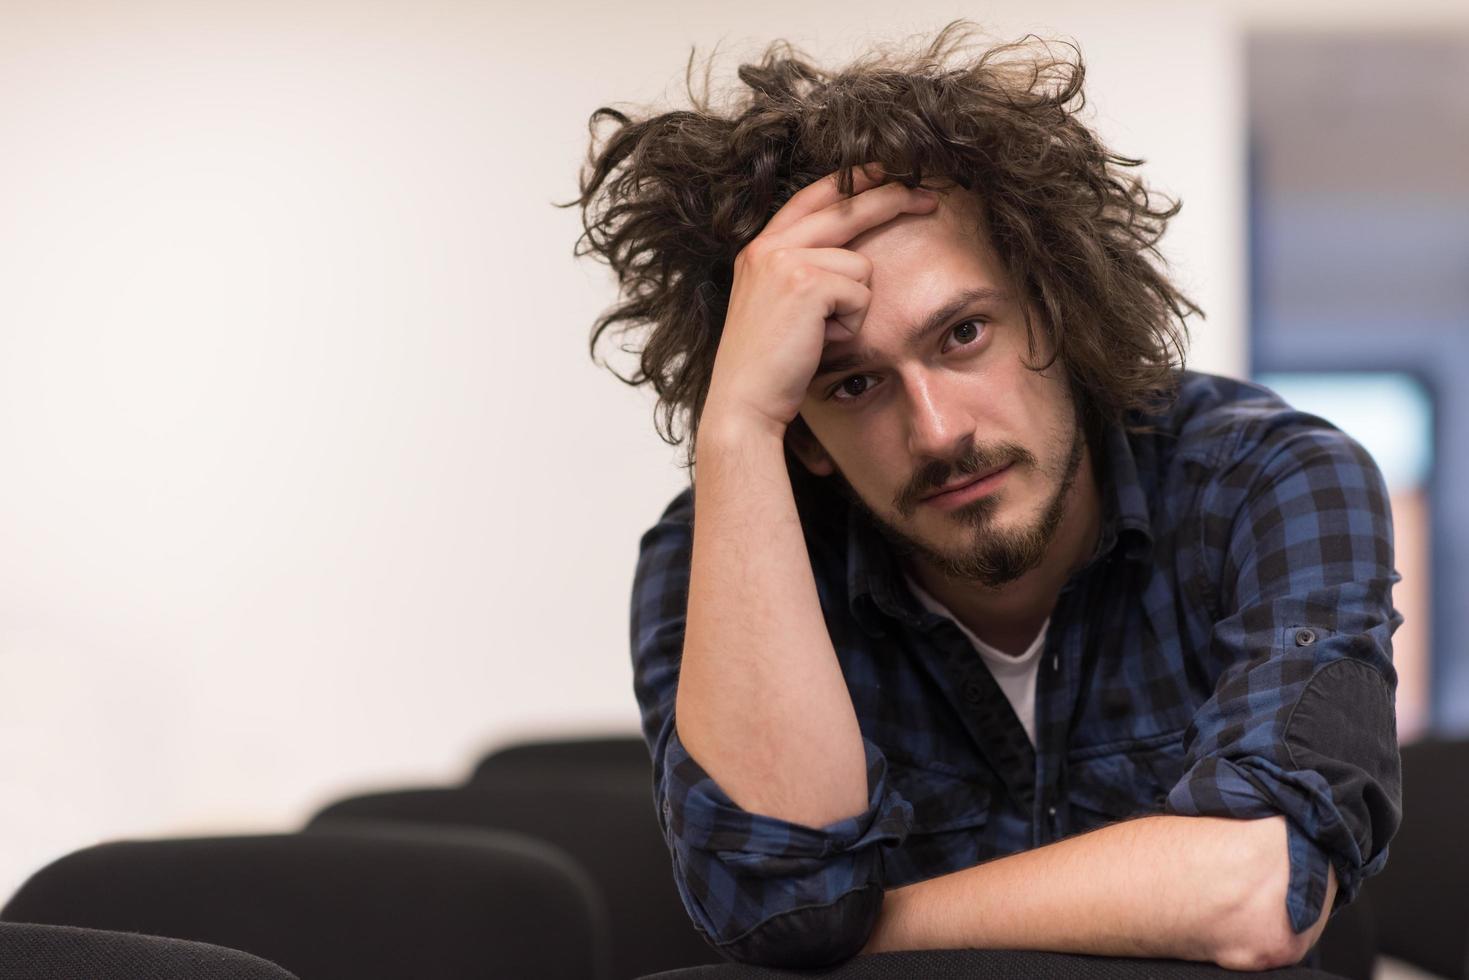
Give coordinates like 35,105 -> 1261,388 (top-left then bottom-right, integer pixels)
0,0 -> 1462,947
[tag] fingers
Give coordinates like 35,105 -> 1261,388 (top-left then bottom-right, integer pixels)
738,179 -> 935,276
772,180 -> 938,253
740,246 -> 872,339
813,268 -> 872,339
770,246 -> 873,287
761,162 -> 889,237
823,319 -> 857,345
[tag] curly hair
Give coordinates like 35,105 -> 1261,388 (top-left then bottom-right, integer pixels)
563,20 -> 1200,476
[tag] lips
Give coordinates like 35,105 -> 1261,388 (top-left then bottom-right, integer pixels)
922,463 -> 1010,500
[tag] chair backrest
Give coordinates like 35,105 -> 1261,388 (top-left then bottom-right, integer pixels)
636,949 -> 1348,979
1310,881 -> 1376,980
318,736 -> 719,978
0,921 -> 299,980
1,827 -> 608,980
309,775 -> 720,979
470,735 -> 652,785
1369,736 -> 1469,979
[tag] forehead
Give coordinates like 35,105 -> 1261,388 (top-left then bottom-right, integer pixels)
845,188 -> 1006,313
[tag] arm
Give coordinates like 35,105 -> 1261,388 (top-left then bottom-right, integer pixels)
1164,418 -> 1401,932
678,414 -> 868,828
863,413 -> 1382,970
630,167 -> 939,967
677,165 -> 936,829
863,813 -> 1339,970
633,466 -> 914,968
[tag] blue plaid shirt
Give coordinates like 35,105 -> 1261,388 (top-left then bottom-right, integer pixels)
630,370 -> 1403,967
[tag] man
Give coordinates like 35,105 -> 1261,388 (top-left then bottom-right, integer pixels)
572,23 -> 1401,971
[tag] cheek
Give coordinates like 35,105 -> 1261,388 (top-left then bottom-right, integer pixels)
1013,370 -> 1071,429
832,439 -> 906,496
822,412 -> 898,462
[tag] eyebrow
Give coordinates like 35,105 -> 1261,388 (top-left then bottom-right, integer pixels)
812,285 -> 1011,382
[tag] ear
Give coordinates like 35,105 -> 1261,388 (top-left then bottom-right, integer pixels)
787,415 -> 836,477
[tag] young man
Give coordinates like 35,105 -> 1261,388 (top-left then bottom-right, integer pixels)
572,23 -> 1401,971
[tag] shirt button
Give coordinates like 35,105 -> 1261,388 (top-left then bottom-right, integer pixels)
962,679 -> 985,703
1294,628 -> 1317,647
1047,805 -> 1057,818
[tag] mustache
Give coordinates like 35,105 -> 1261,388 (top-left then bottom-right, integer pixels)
896,442 -> 1035,516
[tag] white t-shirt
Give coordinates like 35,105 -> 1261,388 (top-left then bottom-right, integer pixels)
902,570 -> 1048,747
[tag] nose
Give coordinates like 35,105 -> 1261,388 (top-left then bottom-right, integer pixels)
904,369 -> 976,463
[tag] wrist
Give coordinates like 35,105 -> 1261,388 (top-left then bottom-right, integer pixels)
695,399 -> 790,456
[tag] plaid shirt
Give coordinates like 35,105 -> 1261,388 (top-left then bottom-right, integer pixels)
629,370 -> 1403,967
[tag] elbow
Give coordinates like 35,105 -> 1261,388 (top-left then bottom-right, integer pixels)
1214,918 -> 1318,972
1212,886 -> 1305,971
1213,929 -> 1307,973
715,884 -> 884,969
1233,874 -> 1337,972
1209,819 -> 1329,971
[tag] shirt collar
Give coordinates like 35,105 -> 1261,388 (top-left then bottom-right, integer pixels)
844,420 -> 1156,637
1095,418 -> 1156,564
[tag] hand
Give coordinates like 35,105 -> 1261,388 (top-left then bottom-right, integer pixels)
700,164 -> 939,439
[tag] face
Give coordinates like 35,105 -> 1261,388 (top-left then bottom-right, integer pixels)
791,188 -> 1087,589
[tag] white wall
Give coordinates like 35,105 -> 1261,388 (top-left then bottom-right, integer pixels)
3,0 -> 1430,902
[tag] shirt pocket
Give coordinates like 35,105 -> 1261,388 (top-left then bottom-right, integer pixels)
1065,728 -> 1188,833
881,757 -> 993,886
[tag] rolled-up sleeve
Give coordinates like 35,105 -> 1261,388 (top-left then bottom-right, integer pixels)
1165,421 -> 1403,934
629,488 -> 914,967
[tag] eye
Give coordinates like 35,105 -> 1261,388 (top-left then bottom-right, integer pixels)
944,318 -> 988,350
828,374 -> 875,403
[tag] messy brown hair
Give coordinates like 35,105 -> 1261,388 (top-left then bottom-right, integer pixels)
564,21 -> 1200,476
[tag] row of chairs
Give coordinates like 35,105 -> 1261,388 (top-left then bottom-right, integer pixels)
0,921 -> 1355,980
2,737 -> 705,980
3,736 -> 1463,978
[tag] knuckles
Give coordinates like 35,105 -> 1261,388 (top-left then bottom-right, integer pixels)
732,241 -> 774,275
735,245 -> 813,289
782,261 -> 816,289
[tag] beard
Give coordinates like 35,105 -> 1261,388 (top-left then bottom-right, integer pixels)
828,412 -> 1087,590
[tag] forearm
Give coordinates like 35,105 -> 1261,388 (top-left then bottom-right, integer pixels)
675,411 -> 868,828
864,814 -> 1337,970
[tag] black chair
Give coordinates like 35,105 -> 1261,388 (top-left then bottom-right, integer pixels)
1310,883 -> 1376,980
637,949 -> 1348,979
1367,736 -> 1469,979
313,735 -> 1390,979
1,827 -> 608,980
469,735 -> 651,785
0,921 -> 299,980
309,742 -> 720,980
